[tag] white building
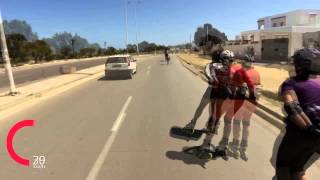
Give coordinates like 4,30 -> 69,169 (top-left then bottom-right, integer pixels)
226,9 -> 320,62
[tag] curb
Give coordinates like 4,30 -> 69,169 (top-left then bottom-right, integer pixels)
0,68 -> 104,118
177,55 -> 285,129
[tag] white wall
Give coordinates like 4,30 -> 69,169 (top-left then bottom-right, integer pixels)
225,43 -> 261,60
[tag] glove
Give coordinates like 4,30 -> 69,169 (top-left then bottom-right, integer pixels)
249,90 -> 256,101
234,83 -> 251,99
306,125 -> 320,137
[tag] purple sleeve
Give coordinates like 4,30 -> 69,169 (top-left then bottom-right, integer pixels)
280,79 -> 295,95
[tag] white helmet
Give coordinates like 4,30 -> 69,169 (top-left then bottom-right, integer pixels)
220,50 -> 234,60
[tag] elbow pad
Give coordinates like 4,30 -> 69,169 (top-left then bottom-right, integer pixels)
284,101 -> 303,116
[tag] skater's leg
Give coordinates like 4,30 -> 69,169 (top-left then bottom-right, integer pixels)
232,99 -> 244,149
201,99 -> 223,149
185,87 -> 211,129
240,101 -> 254,160
220,99 -> 234,144
232,120 -> 242,142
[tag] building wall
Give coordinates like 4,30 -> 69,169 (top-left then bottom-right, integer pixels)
225,43 -> 261,60
303,31 -> 320,48
258,10 -> 320,29
289,10 -> 320,26
289,32 -> 303,57
261,38 -> 289,61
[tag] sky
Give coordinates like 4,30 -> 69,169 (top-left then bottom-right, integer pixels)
0,0 -> 319,48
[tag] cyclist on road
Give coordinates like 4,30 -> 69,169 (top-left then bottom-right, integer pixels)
276,48 -> 320,180
164,49 -> 170,64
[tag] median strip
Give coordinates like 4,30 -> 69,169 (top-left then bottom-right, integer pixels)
0,65 -> 105,119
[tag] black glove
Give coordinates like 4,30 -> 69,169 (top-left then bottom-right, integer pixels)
234,86 -> 247,99
249,90 -> 256,101
306,125 -> 320,137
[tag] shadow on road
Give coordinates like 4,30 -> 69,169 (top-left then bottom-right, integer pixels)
166,150 -> 209,169
270,130 -> 320,180
159,59 -> 170,65
97,76 -> 130,81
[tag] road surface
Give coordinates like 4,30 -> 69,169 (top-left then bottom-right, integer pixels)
0,58 -> 106,91
0,55 -> 319,180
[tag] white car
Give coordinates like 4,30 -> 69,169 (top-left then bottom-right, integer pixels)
105,55 -> 137,79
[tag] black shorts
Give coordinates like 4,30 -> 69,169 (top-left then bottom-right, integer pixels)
276,129 -> 320,173
210,87 -> 230,100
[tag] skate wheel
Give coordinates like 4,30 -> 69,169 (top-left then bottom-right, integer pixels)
197,151 -> 213,160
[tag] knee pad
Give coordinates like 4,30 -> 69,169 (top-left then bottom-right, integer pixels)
224,118 -> 232,125
242,120 -> 251,126
233,120 -> 241,125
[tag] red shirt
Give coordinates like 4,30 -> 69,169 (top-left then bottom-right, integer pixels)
233,67 -> 260,91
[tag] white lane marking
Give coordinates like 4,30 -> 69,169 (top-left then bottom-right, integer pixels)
146,65 -> 152,75
86,96 -> 132,180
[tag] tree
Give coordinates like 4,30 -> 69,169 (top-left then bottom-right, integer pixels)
6,33 -> 28,63
60,46 -> 72,59
43,32 -> 97,53
4,20 -> 38,41
105,47 -> 117,55
24,40 -> 52,63
89,43 -> 101,50
138,41 -> 149,52
79,48 -> 96,58
97,48 -> 106,56
127,44 -> 137,53
194,23 -> 228,47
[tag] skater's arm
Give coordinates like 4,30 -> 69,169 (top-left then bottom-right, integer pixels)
205,64 -> 213,83
282,90 -> 313,129
205,64 -> 219,83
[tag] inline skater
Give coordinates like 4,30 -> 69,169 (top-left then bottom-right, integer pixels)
276,48 -> 320,180
185,59 -> 222,130
217,55 -> 255,156
183,49 -> 223,131
195,50 -> 240,157
227,55 -> 261,160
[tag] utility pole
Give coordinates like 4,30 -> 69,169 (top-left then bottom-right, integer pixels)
128,0 -> 142,55
124,0 -> 129,54
134,3 -> 139,55
0,10 -> 17,95
71,38 -> 75,57
206,25 -> 209,43
190,33 -> 192,52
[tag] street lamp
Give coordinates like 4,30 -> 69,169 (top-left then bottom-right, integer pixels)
0,10 -> 17,95
124,0 -> 129,54
71,38 -> 75,57
128,0 -> 142,55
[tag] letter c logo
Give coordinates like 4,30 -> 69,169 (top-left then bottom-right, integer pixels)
6,120 -> 35,166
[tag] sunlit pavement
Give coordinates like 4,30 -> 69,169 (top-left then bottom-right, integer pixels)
0,55 -> 319,180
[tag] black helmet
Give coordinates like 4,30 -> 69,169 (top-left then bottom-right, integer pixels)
242,54 -> 254,68
293,48 -> 320,76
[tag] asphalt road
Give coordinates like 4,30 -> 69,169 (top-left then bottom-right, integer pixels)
0,55 -> 319,180
0,58 -> 107,91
